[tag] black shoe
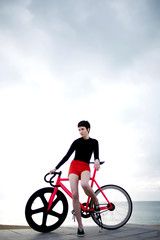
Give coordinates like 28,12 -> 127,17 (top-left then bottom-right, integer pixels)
94,205 -> 100,212
77,227 -> 85,237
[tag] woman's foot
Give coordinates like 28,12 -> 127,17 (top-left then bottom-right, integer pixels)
77,227 -> 85,237
94,204 -> 100,212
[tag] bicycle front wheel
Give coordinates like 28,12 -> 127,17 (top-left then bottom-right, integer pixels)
25,187 -> 68,232
90,185 -> 132,230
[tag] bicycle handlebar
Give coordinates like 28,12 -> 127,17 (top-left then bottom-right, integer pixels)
90,161 -> 105,165
44,171 -> 62,187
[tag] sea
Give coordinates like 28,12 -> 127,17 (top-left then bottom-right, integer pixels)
128,201 -> 160,225
0,201 -> 160,226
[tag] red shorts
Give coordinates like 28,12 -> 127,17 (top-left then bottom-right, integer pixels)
68,160 -> 90,177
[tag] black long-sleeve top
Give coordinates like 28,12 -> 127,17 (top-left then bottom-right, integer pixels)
55,137 -> 99,170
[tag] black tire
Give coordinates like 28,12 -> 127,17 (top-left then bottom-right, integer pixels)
90,185 -> 132,230
25,187 -> 68,232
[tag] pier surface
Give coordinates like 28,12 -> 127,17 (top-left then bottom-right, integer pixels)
0,224 -> 160,240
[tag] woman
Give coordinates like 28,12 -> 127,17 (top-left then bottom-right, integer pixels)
50,120 -> 100,236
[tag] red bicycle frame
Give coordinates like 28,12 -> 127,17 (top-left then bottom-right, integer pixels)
47,168 -> 112,212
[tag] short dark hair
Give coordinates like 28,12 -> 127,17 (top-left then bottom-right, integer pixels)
78,120 -> 91,131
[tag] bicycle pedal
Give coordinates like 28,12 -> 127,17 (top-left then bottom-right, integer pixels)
71,210 -> 75,215
71,210 -> 76,222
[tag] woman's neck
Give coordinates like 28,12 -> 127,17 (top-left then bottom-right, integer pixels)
83,135 -> 89,140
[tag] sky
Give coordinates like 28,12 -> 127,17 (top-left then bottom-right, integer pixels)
0,0 -> 160,225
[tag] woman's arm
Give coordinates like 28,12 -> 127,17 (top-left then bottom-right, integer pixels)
50,140 -> 76,173
94,140 -> 100,171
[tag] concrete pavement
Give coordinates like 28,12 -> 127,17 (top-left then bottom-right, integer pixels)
0,224 -> 160,240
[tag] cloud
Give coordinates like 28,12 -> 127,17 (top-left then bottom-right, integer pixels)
1,0 -> 160,91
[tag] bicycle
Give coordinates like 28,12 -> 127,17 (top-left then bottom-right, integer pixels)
25,162 -> 132,232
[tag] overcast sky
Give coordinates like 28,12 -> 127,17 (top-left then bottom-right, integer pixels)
0,0 -> 160,225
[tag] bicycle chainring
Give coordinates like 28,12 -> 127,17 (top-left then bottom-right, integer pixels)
81,203 -> 91,218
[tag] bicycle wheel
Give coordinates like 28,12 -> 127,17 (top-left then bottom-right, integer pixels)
90,185 -> 132,230
25,187 -> 68,232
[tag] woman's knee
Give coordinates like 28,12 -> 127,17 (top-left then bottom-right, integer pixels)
81,182 -> 89,191
72,191 -> 79,200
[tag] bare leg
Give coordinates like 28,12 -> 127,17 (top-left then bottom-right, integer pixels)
81,171 -> 99,205
69,174 -> 83,228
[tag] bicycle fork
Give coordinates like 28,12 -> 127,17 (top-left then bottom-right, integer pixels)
47,175 -> 61,211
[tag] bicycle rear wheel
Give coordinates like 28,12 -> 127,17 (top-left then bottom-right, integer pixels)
90,185 -> 132,230
25,187 -> 68,232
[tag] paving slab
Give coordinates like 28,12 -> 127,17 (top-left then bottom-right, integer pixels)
0,224 -> 160,240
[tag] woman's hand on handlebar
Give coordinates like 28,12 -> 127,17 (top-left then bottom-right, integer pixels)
94,159 -> 100,171
50,168 -> 57,174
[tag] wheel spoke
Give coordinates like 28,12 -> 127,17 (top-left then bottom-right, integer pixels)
31,207 -> 45,215
49,210 -> 61,218
42,212 -> 47,227
51,196 -> 59,208
40,194 -> 48,207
